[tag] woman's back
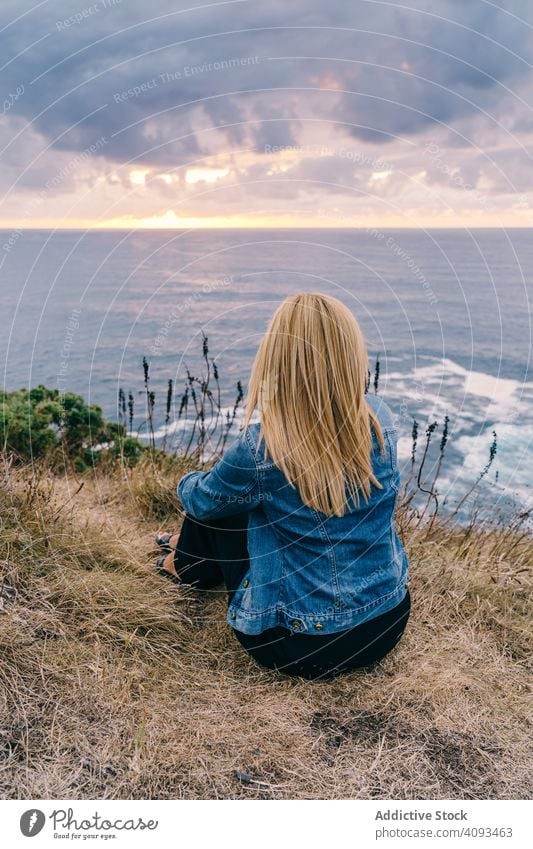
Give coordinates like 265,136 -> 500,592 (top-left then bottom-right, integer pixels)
178,393 -> 409,635
171,292 -> 410,676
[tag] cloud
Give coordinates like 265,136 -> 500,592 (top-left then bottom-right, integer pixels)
0,0 -> 532,220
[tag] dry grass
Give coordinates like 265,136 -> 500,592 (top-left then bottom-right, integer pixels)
0,457 -> 531,800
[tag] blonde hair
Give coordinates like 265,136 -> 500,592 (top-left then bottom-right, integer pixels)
244,292 -> 384,517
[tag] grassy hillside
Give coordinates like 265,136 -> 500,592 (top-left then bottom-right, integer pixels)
0,456 -> 531,799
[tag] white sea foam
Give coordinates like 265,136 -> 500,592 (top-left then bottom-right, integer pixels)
385,357 -> 533,423
379,358 -> 532,518
453,423 -> 532,486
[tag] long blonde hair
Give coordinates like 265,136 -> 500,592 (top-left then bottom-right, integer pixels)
244,292 -> 384,517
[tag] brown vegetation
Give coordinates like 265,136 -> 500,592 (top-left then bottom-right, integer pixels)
0,456 -> 531,799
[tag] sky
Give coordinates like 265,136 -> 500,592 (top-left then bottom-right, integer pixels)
1,0 -> 532,229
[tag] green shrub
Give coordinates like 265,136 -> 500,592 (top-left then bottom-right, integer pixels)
0,385 -> 144,467
111,436 -> 145,466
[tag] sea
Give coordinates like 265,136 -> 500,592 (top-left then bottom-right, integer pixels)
1,228 -> 531,521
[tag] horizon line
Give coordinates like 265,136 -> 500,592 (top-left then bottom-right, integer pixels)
0,225 -> 531,232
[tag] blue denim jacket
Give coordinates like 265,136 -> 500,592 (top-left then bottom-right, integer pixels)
177,394 -> 409,635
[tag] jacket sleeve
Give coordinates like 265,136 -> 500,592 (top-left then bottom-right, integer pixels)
177,432 -> 261,520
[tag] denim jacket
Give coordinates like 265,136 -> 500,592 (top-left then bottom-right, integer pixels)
177,394 -> 409,635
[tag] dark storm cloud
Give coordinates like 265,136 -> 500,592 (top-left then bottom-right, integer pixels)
0,0 -> 532,176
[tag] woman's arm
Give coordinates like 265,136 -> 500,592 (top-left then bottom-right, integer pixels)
177,432 -> 260,520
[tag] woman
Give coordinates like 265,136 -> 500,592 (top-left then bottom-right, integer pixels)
155,292 -> 410,680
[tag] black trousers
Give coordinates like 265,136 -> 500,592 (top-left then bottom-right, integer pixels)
174,513 -> 411,680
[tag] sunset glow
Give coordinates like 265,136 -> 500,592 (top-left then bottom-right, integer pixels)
0,1 -> 531,231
